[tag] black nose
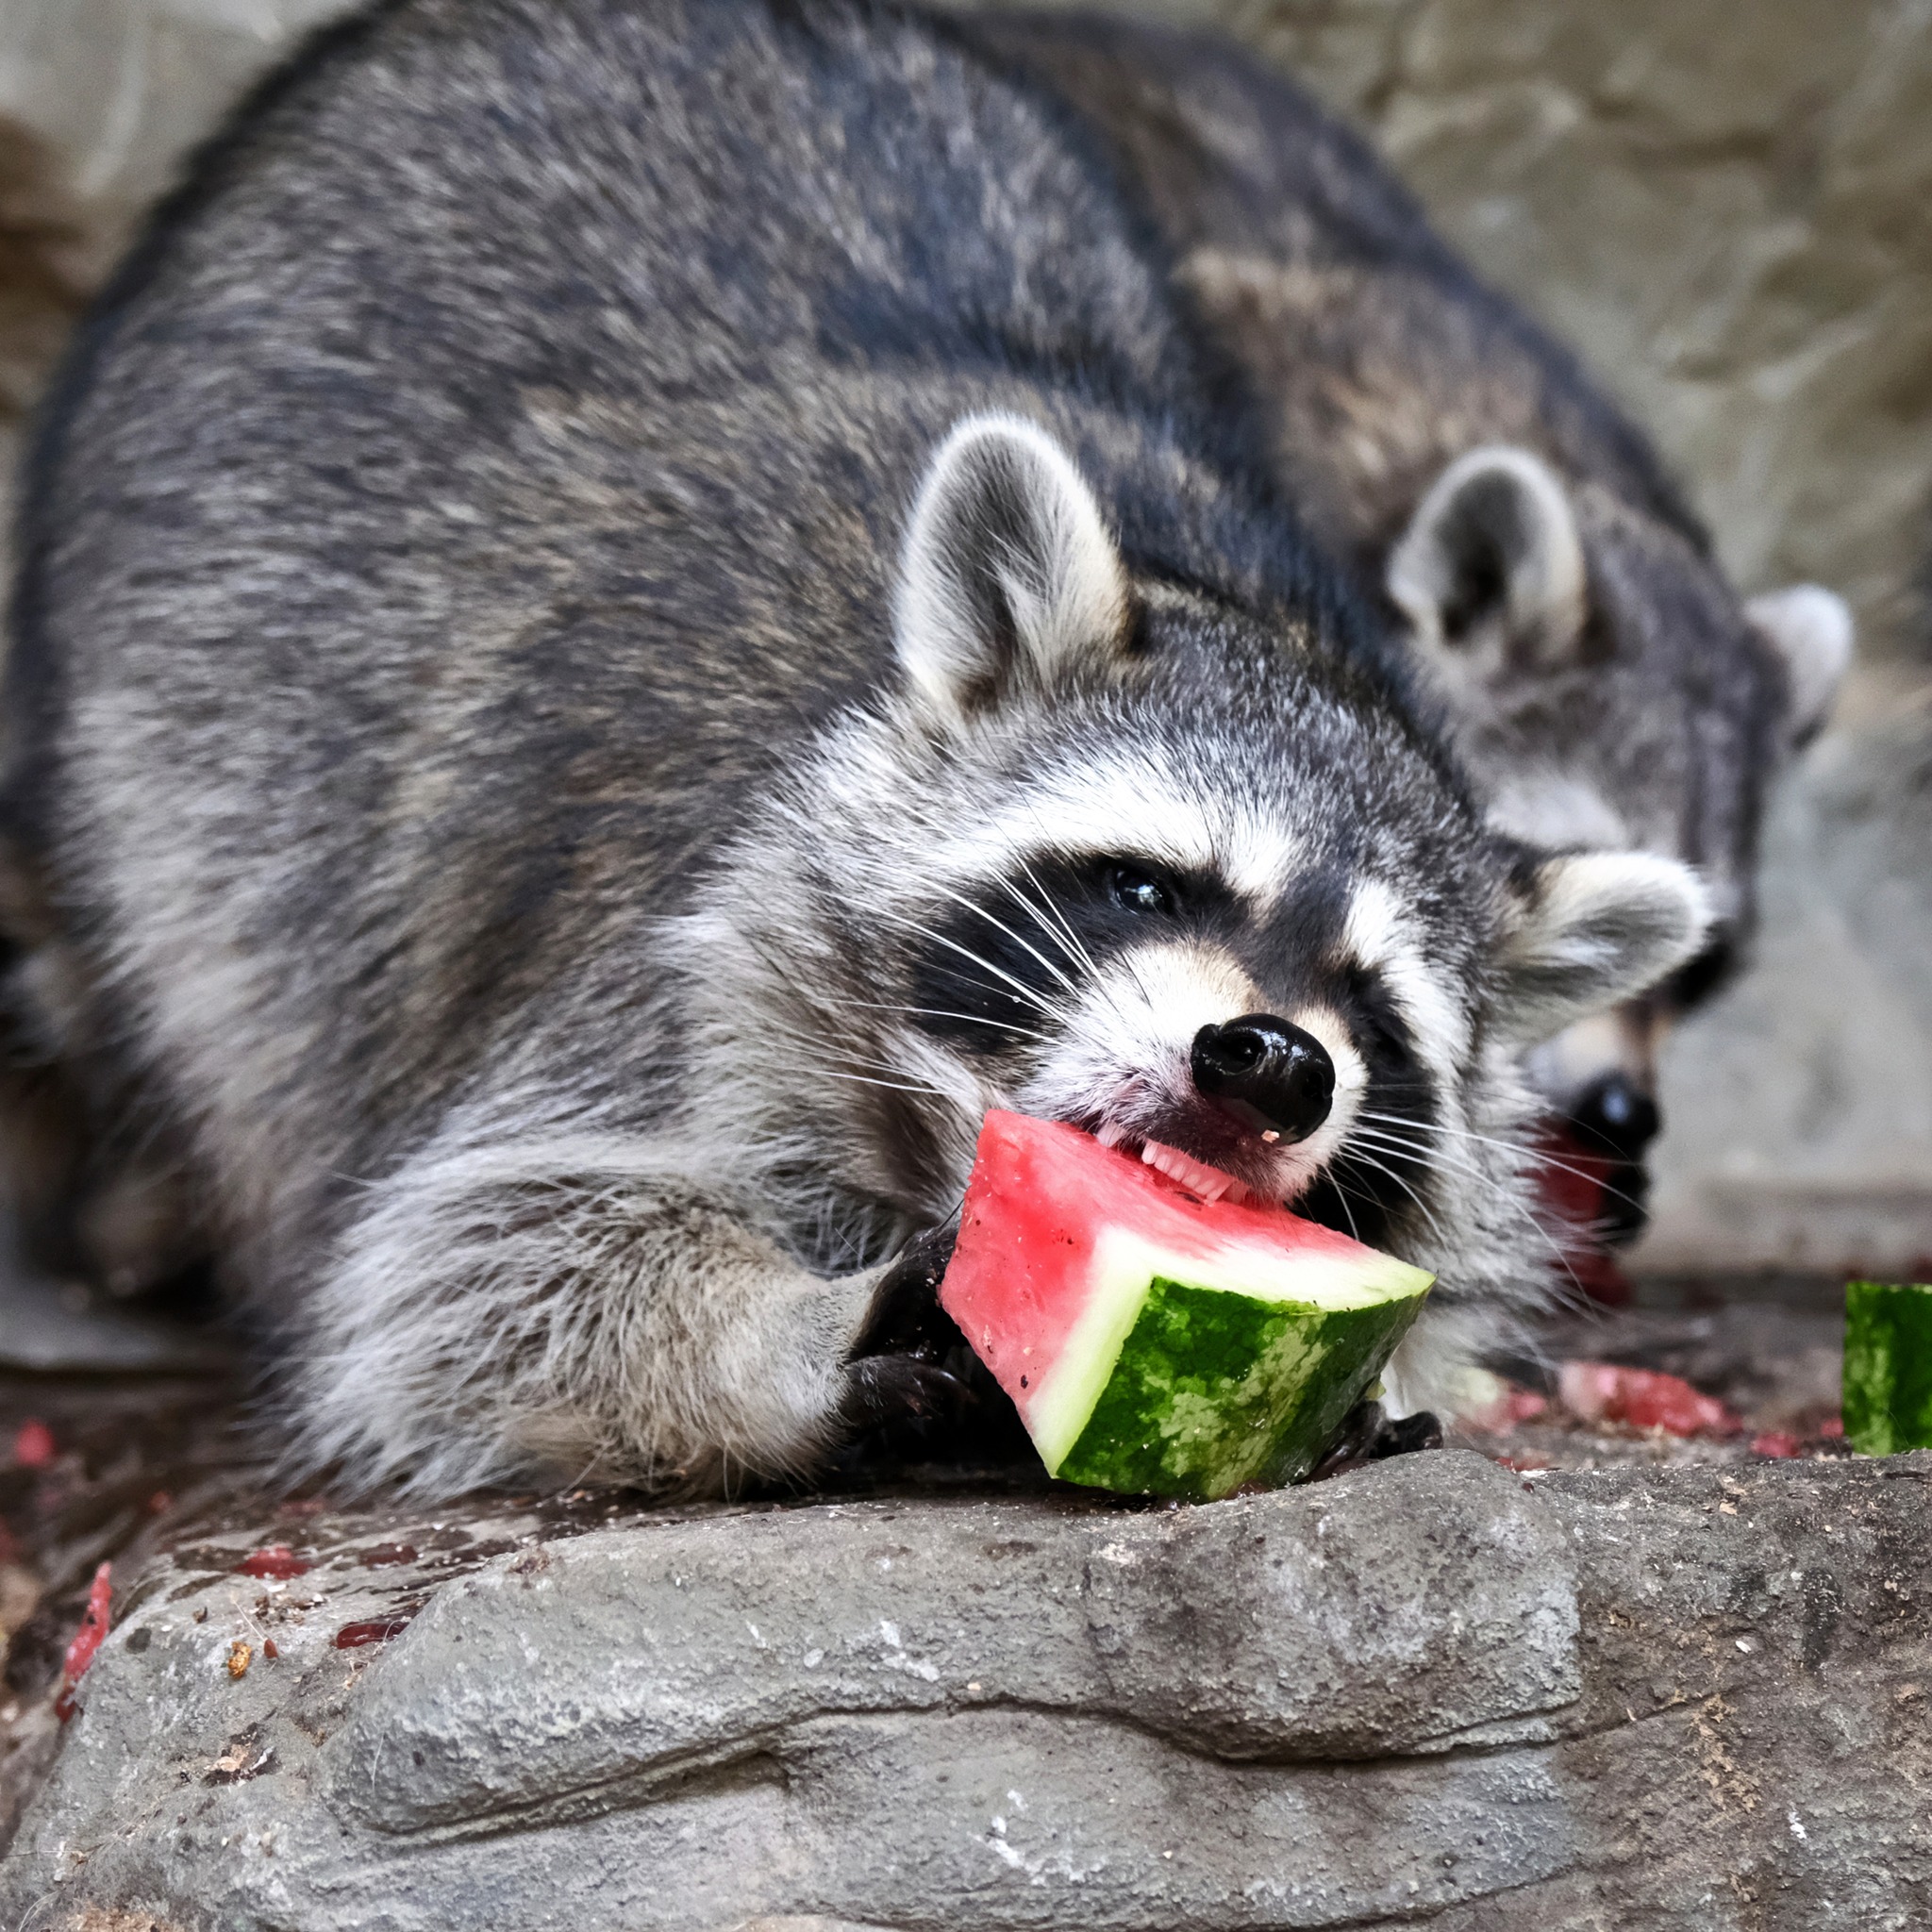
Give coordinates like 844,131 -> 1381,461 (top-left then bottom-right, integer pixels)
1568,1072 -> 1660,1162
1191,1014 -> 1335,1144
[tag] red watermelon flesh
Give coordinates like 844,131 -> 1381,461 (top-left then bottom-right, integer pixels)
940,1111 -> 1434,1499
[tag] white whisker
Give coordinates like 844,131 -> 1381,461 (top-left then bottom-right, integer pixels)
808,1070 -> 954,1097
837,899 -> 1074,1026
1357,1108 -> 1646,1215
1323,1173 -> 1364,1243
810,993 -> 1045,1042
924,878 -> 1082,999
1345,1119 -> 1577,1245
1006,855 -> 1100,980
1333,1145 -> 1452,1248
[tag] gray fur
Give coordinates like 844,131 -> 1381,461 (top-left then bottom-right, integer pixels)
5,0 -> 1705,1491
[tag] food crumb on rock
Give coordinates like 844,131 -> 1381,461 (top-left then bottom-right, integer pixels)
1557,1361 -> 1742,1438
333,1615 -> 415,1650
357,1542 -> 418,1568
52,1560 -> 113,1722
237,1544 -> 310,1579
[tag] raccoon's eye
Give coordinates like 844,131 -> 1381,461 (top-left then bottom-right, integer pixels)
1108,863 -> 1177,918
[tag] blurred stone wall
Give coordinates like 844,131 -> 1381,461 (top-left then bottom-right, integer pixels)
1,0 -> 1929,1274
0,0 -> 355,510
0,0 -> 350,237
1210,0 -> 1932,667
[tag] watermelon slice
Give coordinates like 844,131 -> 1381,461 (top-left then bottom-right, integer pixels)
939,1111 -> 1434,1499
1843,1280 -> 1932,1455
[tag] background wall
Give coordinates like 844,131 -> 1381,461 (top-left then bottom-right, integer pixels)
0,0 -> 1928,1277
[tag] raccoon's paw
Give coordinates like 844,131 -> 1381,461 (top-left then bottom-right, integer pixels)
838,1223 -> 1039,1470
839,1219 -> 1027,1463
841,1222 -> 964,1429
1307,1402 -> 1444,1482
840,1352 -> 969,1431
1374,1410 -> 1445,1457
850,1221 -> 959,1360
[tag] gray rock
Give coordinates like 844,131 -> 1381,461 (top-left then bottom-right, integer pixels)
322,1456 -> 1575,1839
4,1450 -> 1929,1927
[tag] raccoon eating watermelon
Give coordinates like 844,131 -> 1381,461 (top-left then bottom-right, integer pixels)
940,1112 -> 1434,1499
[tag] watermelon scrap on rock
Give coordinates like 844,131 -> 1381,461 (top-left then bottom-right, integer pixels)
939,1111 -> 1434,1500
1556,1361 -> 1741,1439
1843,1280 -> 1932,1456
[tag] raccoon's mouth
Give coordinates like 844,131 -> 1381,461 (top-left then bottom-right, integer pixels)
1094,1123 -> 1252,1205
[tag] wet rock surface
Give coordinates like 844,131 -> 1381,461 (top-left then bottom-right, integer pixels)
0,1447 -> 1926,1929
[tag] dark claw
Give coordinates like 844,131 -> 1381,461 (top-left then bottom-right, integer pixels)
841,1353 -> 967,1431
841,1220 -> 967,1436
1308,1402 -> 1444,1482
1308,1399 -> 1386,1481
1372,1410 -> 1443,1458
850,1221 -> 959,1360
836,1220 -> 1035,1472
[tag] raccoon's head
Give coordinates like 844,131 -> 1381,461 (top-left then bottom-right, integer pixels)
1386,444 -> 1850,1215
693,415 -> 1710,1341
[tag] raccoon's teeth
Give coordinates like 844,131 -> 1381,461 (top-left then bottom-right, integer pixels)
1140,1138 -> 1250,1206
1094,1121 -> 1131,1151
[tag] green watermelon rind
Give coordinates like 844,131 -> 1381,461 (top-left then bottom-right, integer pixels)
1029,1225 -> 1433,1500
1843,1279 -> 1932,1457
1055,1278 -> 1427,1499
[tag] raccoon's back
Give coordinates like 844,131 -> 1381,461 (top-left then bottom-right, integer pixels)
5,0 -> 1220,1217
963,11 -> 1704,558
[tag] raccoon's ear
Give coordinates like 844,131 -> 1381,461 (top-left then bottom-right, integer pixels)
1495,851 -> 1712,1045
893,414 -> 1132,727
1746,584 -> 1854,746
1388,447 -> 1587,683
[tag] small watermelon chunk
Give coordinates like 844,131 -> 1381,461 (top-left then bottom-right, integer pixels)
1843,1280 -> 1932,1455
940,1111 -> 1434,1499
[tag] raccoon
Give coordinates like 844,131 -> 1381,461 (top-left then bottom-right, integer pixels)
2,0 -> 1707,1492
957,13 -> 1853,1231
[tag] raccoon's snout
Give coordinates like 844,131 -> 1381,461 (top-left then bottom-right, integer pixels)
1565,1070 -> 1661,1245
1569,1071 -> 1660,1162
1190,1015 -> 1335,1144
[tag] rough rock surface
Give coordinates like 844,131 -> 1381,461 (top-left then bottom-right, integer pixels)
2,1448 -> 1928,1928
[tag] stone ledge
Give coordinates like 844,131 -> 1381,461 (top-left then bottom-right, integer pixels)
2,1449 -> 1928,1927
320,1455 -> 1575,1840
